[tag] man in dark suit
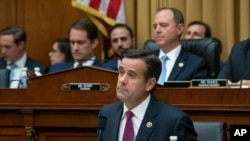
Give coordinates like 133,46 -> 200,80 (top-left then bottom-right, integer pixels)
103,23 -> 135,71
153,7 -> 209,85
98,49 -> 197,141
0,26 -> 47,88
217,38 -> 250,86
49,18 -> 110,73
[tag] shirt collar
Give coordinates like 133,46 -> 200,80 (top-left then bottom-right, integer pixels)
159,44 -> 181,62
74,56 -> 96,68
122,94 -> 151,121
7,53 -> 27,68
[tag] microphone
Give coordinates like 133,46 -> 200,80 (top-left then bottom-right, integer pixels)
97,116 -> 107,141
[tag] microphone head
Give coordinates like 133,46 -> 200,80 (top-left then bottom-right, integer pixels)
97,116 -> 107,131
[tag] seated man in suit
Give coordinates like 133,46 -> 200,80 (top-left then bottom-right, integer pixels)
49,18 -> 109,73
217,38 -> 250,86
153,7 -> 209,85
97,49 -> 197,141
103,23 -> 135,71
0,26 -> 47,88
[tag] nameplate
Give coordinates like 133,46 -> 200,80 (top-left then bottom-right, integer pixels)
61,83 -> 110,92
191,79 -> 227,87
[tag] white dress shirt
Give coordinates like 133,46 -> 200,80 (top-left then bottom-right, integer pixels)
7,53 -> 27,88
159,45 -> 181,81
118,94 -> 151,141
73,56 -> 96,68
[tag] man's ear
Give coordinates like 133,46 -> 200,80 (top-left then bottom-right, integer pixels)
18,41 -> 25,50
146,78 -> 156,92
177,23 -> 184,37
92,38 -> 99,49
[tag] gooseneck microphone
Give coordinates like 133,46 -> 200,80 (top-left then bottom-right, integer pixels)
97,116 -> 107,141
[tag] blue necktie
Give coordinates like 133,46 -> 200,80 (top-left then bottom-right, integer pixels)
9,63 -> 16,85
122,111 -> 134,141
158,55 -> 168,85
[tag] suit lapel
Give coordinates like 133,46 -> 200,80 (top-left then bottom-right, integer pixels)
168,49 -> 187,81
135,96 -> 158,141
110,103 -> 123,141
24,57 -> 33,70
0,58 -> 7,68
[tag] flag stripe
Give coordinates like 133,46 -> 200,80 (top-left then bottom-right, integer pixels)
89,0 -> 101,10
107,0 -> 122,20
116,1 -> 125,23
99,0 -> 110,15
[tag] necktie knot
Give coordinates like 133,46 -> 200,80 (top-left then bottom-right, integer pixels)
161,55 -> 168,61
126,111 -> 134,121
76,61 -> 83,68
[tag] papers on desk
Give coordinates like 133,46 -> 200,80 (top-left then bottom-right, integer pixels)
227,83 -> 250,88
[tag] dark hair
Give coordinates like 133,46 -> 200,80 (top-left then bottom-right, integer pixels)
0,26 -> 26,45
68,18 -> 98,41
157,7 -> 184,25
54,38 -> 74,62
187,21 -> 212,38
109,23 -> 134,38
121,49 -> 161,92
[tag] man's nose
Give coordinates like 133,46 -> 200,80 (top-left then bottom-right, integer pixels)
117,39 -> 123,46
71,43 -> 79,50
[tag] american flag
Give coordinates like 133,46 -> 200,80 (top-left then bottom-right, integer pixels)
72,0 -> 126,59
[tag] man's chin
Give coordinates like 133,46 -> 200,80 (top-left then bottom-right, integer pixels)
155,40 -> 164,45
117,93 -> 127,101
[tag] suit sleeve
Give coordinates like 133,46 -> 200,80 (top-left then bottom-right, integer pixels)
217,45 -> 235,81
173,115 -> 198,141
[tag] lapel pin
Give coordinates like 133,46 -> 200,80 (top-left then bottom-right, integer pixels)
146,122 -> 153,128
178,62 -> 184,67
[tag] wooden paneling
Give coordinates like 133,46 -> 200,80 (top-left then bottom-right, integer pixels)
38,128 -> 96,141
0,67 -> 250,141
23,0 -> 86,67
0,127 -> 25,141
0,0 -> 17,28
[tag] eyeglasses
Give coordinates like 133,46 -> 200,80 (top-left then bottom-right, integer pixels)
50,49 -> 61,53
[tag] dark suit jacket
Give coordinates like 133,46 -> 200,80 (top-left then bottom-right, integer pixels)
217,38 -> 250,82
0,56 -> 47,74
102,59 -> 119,71
154,48 -> 209,81
48,60 -> 113,73
98,96 -> 197,141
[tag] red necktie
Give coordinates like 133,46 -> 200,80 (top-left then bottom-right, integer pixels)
122,111 -> 134,141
